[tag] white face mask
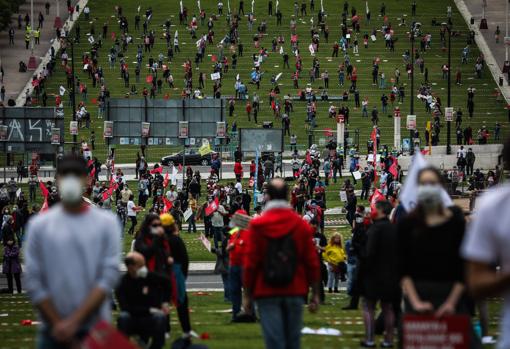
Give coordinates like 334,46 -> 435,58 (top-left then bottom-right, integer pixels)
151,227 -> 159,235
136,266 -> 148,278
58,175 -> 83,205
417,184 -> 443,211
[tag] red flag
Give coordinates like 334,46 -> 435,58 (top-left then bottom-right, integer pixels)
150,166 -> 163,175
389,159 -> 398,178
146,75 -> 153,83
178,164 -> 183,172
87,159 -> 93,168
305,151 -> 312,164
163,172 -> 170,188
369,189 -> 385,213
89,166 -> 96,178
39,181 -> 49,212
162,197 -> 173,213
205,197 -> 219,216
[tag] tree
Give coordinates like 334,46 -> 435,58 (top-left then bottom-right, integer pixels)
0,0 -> 13,32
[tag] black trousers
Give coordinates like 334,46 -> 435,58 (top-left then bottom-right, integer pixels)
118,312 -> 166,349
177,294 -> 192,333
128,216 -> 137,235
5,273 -> 22,293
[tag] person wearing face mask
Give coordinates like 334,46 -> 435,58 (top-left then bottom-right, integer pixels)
134,214 -> 173,276
397,167 -> 476,341
115,251 -> 171,349
24,154 -> 121,348
2,235 -> 22,294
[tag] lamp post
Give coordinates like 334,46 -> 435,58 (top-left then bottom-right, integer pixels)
443,21 -> 452,155
65,38 -> 78,152
409,23 -> 419,154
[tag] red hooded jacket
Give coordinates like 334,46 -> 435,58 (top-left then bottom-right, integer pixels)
243,203 -> 320,298
234,162 -> 243,176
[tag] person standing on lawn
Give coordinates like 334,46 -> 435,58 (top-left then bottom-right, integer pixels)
25,155 -> 121,348
243,178 -> 321,349
2,235 -> 22,294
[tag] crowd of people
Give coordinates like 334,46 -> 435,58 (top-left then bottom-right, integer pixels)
1,0 -> 510,348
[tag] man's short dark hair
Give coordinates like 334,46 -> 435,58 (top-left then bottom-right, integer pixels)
375,200 -> 393,216
266,179 -> 288,201
124,256 -> 135,266
57,154 -> 88,177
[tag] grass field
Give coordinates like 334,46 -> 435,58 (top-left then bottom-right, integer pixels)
29,0 -> 509,164
0,292 -> 504,349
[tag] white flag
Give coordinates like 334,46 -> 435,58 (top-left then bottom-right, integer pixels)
275,72 -> 282,81
171,165 -> 178,185
137,5 -> 141,13
399,151 -> 453,211
279,46 -> 284,54
276,0 -> 279,11
180,1 -> 183,13
197,0 -> 201,11
251,0 -> 255,14
59,86 -> 66,96
227,0 -> 231,13
175,30 -> 179,38
320,0 -> 324,12
308,43 -> 315,55
366,1 -> 369,14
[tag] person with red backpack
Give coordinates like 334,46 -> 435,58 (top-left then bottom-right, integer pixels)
243,179 -> 321,349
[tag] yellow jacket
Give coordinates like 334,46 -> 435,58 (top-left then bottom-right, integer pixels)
322,244 -> 346,265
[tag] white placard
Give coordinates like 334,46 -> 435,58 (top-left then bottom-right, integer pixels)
210,72 -> 221,80
340,191 -> 347,202
183,207 -> 193,222
352,171 -> 362,180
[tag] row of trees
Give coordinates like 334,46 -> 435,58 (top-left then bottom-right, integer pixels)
0,0 -> 27,31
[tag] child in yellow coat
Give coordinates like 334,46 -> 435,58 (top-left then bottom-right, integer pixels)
322,233 -> 347,293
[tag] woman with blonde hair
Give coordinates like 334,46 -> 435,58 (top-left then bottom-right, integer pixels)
322,232 -> 347,293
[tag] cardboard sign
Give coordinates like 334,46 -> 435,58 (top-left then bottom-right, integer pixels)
179,121 -> 189,138
445,107 -> 454,122
210,72 -> 221,80
70,121 -> 78,135
51,128 -> 61,144
198,233 -> 211,252
352,171 -> 362,180
103,121 -> 113,138
402,314 -> 470,349
141,122 -> 150,138
340,191 -> 347,202
216,121 -> 226,138
406,115 -> 417,130
183,207 -> 193,222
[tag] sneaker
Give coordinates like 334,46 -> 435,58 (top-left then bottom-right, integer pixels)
360,340 -> 376,348
380,342 -> 394,348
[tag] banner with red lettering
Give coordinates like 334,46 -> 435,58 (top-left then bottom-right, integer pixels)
402,314 -> 470,349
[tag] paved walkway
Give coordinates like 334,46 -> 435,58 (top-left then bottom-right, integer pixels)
0,0 -> 76,103
455,0 -> 510,102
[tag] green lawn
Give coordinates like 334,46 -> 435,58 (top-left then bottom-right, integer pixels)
28,0 -> 509,165
0,292 -> 503,349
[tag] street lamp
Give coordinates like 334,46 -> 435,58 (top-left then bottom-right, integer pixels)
442,21 -> 452,155
63,37 -> 78,152
409,22 -> 420,154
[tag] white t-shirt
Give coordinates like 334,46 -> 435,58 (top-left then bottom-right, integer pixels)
127,201 -> 136,217
462,184 -> 510,349
235,182 -> 242,193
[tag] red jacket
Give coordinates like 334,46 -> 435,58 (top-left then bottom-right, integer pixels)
234,162 -> 243,176
243,204 -> 320,298
229,228 -> 248,266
